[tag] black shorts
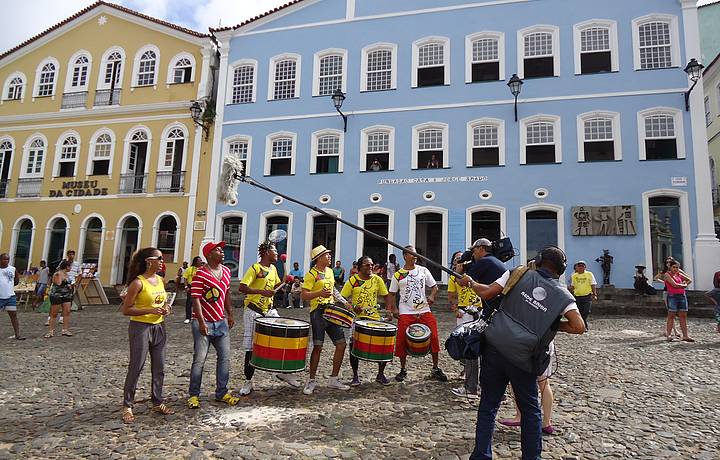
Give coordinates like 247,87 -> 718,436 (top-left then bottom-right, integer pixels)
49,295 -> 73,305
310,307 -> 346,346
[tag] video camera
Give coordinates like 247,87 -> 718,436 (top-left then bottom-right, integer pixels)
459,237 -> 516,264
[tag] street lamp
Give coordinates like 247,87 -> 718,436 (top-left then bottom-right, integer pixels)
507,74 -> 524,122
683,58 -> 704,112
331,89 -> 348,132
190,100 -> 210,140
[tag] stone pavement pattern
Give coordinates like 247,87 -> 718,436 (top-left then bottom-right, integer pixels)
0,307 -> 719,459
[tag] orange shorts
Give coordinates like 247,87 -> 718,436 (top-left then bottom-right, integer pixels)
395,312 -> 440,358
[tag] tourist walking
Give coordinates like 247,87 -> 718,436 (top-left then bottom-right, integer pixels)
45,260 -> 74,338
655,257 -> 691,338
568,261 -> 598,330
0,253 -> 25,340
33,260 -> 49,310
120,247 -> 172,423
661,260 -> 694,342
385,254 -> 399,289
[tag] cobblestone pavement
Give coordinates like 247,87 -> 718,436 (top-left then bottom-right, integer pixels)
1,306 -> 719,459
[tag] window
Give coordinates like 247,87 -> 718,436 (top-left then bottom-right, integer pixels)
361,126 -> 395,172
35,59 -> 58,97
466,32 -> 504,83
226,137 -> 251,174
311,131 -> 343,174
90,133 -> 113,175
98,48 -> 124,89
68,54 -> 90,90
162,128 -> 185,170
0,139 -> 12,195
632,15 -> 680,70
222,216 -> 244,277
574,20 -> 618,74
578,112 -> 621,162
269,54 -> 300,100
265,133 -> 296,176
413,37 -> 450,87
518,26 -> 560,78
639,109 -> 685,160
82,217 -> 103,264
133,46 -> 159,86
525,209 -> 559,261
413,123 -> 448,169
171,56 -> 193,84
156,215 -> 177,262
314,49 -> 346,96
229,60 -> 256,104
521,115 -> 561,164
24,138 -> 45,176
56,135 -> 79,177
361,43 -> 397,92
705,96 -> 712,126
3,73 -> 25,101
467,118 -> 504,167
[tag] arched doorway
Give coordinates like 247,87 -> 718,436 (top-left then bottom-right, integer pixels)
525,210 -> 558,263
649,196 -> 683,274
13,219 -> 33,272
312,215 -> 337,258
362,213 -> 389,266
118,217 -> 139,284
415,212 -> 443,280
82,217 -> 103,265
156,215 -> 177,262
265,215 -> 289,278
470,210 -> 501,243
222,216 -> 243,277
46,219 -> 67,272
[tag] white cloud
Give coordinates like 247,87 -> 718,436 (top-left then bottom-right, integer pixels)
193,0 -> 289,30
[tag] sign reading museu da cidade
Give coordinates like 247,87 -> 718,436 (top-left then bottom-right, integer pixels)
49,180 -> 109,198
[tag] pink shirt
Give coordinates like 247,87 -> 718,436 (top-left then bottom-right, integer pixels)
664,273 -> 686,295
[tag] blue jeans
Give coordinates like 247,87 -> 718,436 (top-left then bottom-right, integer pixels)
189,319 -> 231,399
471,345 -> 542,460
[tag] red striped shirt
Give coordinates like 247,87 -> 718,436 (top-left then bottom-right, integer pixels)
190,265 -> 231,322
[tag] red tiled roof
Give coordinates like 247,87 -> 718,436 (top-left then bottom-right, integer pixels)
210,0 -> 307,33
0,1 -> 209,62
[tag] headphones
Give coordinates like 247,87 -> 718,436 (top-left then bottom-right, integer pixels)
534,245 -> 567,275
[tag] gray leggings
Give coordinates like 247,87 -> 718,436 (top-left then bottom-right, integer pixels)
123,321 -> 167,408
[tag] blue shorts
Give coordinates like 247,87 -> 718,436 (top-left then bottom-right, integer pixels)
0,296 -> 17,312
667,294 -> 688,312
310,307 -> 346,346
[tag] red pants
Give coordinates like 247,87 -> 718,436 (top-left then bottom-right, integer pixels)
395,312 -> 440,358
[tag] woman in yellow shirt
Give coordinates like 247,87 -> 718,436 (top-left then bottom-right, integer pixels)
120,247 -> 172,423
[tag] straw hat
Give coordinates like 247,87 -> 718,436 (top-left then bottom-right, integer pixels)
311,245 -> 331,261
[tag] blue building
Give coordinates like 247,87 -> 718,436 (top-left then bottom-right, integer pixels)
204,0 -> 719,289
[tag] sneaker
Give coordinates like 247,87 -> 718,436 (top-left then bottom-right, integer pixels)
303,380 -> 316,395
239,380 -> 253,396
349,375 -> 361,386
395,369 -> 407,382
276,373 -> 301,388
187,396 -> 200,409
431,367 -> 448,382
183,319 -> 191,324
375,374 -> 391,386
216,393 -> 239,406
451,387 -> 478,399
327,376 -> 350,391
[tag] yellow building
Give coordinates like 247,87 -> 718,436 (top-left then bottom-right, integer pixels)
0,1 -> 216,286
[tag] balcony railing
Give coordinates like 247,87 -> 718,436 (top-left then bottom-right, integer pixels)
16,178 -> 42,198
119,173 -> 147,194
93,89 -> 122,106
61,91 -> 88,109
155,171 -> 186,193
0,179 -> 9,198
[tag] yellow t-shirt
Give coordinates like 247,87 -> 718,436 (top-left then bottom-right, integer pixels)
340,274 -> 389,320
448,275 -> 483,308
182,266 -> 198,285
240,263 -> 281,313
302,266 -> 335,312
571,271 -> 596,297
130,275 -> 166,324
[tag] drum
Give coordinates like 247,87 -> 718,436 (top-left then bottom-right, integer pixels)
251,317 -> 310,373
406,323 -> 432,357
322,304 -> 355,328
351,320 -> 397,363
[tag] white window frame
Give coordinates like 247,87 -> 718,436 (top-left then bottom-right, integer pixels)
520,114 -> 562,164
313,48 -> 348,97
132,44 -> 160,88
631,14 -> 680,71
64,50 -> 92,93
360,125 -> 395,172
466,118 -> 505,167
465,31 -> 505,83
227,59 -> 258,104
21,134 -> 48,178
86,128 -> 116,177
152,212 -> 181,263
520,203 -> 565,264
517,25 -> 561,79
224,135 -> 253,174
157,123 -> 188,172
356,207 -> 395,261
78,214 -> 106,270
264,131 -> 297,176
2,72 -> 26,103
268,53 -> 301,100
412,36 -> 451,88
121,126 -> 152,174
573,19 -> 619,75
33,57 -> 59,98
576,111 -> 622,162
0,136 -> 16,182
53,131 -> 81,178
166,52 -> 196,85
408,206 -> 449,284
361,42 -> 398,92
310,129 -> 344,174
97,47 -> 126,90
412,122 -> 449,169
637,107 -> 685,160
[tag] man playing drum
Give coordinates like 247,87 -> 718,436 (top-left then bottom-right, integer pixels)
340,255 -> 392,386
238,242 -> 301,395
388,245 -> 448,383
301,245 -> 351,395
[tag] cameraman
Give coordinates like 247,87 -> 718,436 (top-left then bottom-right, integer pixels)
465,238 -> 506,315
462,246 -> 585,460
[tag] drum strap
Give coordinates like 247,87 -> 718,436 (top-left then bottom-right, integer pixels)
246,303 -> 266,316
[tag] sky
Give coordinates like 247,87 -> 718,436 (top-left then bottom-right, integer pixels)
1,0 -> 719,55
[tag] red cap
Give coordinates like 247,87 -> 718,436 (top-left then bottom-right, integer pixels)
202,241 -> 226,259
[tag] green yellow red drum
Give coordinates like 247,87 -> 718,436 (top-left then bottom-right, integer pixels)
351,320 -> 397,362
406,323 -> 432,357
322,304 -> 355,328
251,317 -> 309,373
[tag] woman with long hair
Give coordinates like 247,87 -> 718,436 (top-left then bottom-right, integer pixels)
662,260 -> 694,342
120,247 -> 173,423
655,257 -> 691,338
45,260 -> 74,338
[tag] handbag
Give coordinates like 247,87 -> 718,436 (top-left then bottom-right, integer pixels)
444,316 -> 490,360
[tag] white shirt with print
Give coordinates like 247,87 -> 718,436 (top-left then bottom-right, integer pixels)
389,265 -> 437,315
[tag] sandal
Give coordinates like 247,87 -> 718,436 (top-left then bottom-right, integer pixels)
499,418 -> 521,427
122,407 -> 135,424
44,331 -> 54,339
61,330 -> 73,337
681,337 -> 695,342
151,403 -> 174,415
